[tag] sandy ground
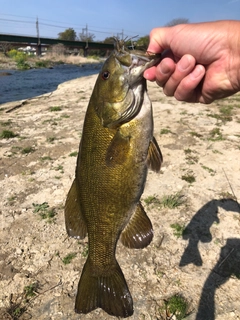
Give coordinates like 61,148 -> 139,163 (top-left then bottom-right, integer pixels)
0,71 -> 240,320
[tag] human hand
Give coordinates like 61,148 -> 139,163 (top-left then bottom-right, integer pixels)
144,20 -> 240,104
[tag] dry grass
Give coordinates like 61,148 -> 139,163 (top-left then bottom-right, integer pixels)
0,53 -> 10,63
0,53 -> 16,69
0,51 -> 100,70
41,53 -> 99,64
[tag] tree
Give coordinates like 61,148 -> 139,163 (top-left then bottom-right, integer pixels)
79,31 -> 95,42
165,18 -> 189,27
136,36 -> 149,49
0,42 -> 12,55
103,37 -> 115,44
58,28 -> 77,41
102,35 -> 149,50
49,43 -> 66,55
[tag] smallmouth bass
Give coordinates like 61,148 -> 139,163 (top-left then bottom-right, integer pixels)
65,40 -> 162,318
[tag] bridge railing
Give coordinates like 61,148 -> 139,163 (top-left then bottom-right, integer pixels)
0,34 -> 114,50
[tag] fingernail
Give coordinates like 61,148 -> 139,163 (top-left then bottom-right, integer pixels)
159,63 -> 171,75
143,70 -> 151,80
191,65 -> 205,79
179,56 -> 190,71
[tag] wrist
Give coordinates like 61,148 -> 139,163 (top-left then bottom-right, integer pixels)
228,21 -> 240,92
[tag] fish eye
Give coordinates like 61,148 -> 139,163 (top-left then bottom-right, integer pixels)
102,71 -> 110,80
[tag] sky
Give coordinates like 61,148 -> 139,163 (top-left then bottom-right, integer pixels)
0,0 -> 240,41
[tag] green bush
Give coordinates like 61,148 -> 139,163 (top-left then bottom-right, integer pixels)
7,49 -> 19,58
35,60 -> 49,68
7,50 -> 30,69
15,53 -> 29,69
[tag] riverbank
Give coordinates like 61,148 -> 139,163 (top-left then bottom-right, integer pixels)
0,75 -> 240,319
0,52 -> 101,70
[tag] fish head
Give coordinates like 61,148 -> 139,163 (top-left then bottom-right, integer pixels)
94,40 -> 161,129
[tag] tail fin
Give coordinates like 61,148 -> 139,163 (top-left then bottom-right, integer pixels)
75,257 -> 133,318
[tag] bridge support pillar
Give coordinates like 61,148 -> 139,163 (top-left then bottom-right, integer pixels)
84,46 -> 88,57
36,44 -> 42,56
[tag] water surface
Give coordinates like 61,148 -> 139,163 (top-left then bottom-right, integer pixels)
0,63 -> 102,104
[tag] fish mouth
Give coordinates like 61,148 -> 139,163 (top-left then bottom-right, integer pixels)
127,51 -> 161,86
114,39 -> 161,84
112,44 -> 161,128
102,40 -> 161,129
130,51 -> 161,69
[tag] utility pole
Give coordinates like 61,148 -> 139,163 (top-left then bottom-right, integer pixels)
82,24 -> 88,57
36,17 -> 41,56
117,29 -> 124,40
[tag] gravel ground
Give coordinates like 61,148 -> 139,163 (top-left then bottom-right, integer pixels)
0,74 -> 240,320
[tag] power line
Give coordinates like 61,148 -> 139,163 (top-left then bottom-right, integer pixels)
0,13 -> 89,29
88,28 -> 117,35
0,16 -> 118,33
0,16 -> 147,39
0,13 -> 37,20
0,17 -> 116,35
0,13 -> 129,33
0,18 -> 35,24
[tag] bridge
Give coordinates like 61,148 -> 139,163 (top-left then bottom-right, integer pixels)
0,34 -> 114,55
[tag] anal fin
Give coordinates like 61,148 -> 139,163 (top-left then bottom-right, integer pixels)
120,202 -> 153,249
64,179 -> 87,239
147,136 -> 163,172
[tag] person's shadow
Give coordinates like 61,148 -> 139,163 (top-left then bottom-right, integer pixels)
179,199 -> 240,319
196,238 -> 240,319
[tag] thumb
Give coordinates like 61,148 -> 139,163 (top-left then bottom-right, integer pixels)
147,27 -> 172,54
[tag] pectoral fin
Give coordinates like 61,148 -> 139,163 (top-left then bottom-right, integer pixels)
64,179 -> 87,239
120,202 -> 153,249
105,131 -> 130,167
147,136 -> 163,172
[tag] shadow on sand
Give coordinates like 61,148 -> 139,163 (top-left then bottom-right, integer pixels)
179,199 -> 240,319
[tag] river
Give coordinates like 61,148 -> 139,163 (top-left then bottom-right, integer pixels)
0,63 -> 102,105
